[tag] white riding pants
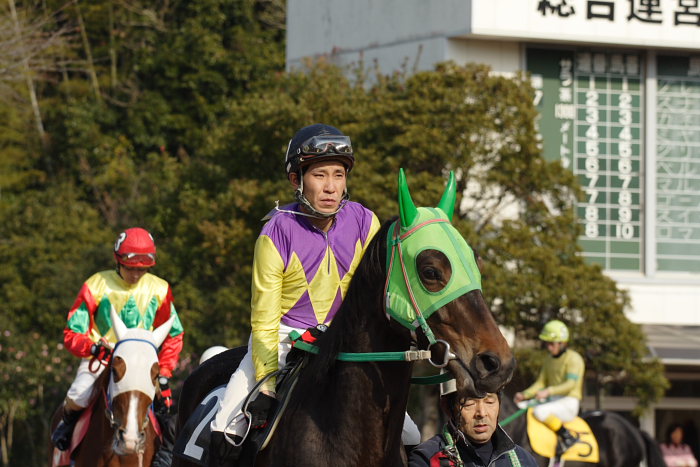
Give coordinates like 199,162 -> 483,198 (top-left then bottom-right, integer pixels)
66,359 -> 107,408
532,396 -> 580,423
210,324 -> 422,445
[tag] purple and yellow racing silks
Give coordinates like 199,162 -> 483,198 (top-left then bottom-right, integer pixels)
250,201 -> 380,389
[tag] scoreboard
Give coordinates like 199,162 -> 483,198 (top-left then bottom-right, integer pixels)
528,48 -> 643,271
656,56 -> 700,273
529,48 -> 700,274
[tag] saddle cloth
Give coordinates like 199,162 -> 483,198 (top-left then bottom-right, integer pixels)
526,408 -> 600,462
173,350 -> 308,466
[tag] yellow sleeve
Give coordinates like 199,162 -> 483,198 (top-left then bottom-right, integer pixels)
522,368 -> 547,399
548,351 -> 585,397
364,213 -> 381,251
250,235 -> 285,391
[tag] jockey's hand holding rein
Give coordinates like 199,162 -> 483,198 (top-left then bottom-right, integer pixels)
90,340 -> 112,362
157,376 -> 173,413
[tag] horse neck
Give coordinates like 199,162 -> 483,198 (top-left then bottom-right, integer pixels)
75,364 -> 114,462
499,396 -> 530,449
287,223 -> 414,456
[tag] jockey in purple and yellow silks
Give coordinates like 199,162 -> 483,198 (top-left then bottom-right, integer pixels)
51,227 -> 184,454
249,199 -> 378,391
208,124 -> 420,466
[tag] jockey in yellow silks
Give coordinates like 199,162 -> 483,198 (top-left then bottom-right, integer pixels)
514,320 -> 584,454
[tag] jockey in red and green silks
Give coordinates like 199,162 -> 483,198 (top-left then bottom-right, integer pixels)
52,227 -> 184,452
64,269 -> 184,380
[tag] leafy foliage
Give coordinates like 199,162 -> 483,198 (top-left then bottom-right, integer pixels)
0,1 -> 666,464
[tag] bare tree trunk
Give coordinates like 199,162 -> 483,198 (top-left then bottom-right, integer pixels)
108,1 -> 117,89
7,0 -> 46,144
0,411 -> 7,467
75,1 -> 102,101
0,401 -> 17,467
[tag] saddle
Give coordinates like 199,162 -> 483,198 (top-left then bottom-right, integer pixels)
173,329 -> 316,466
525,408 -> 600,463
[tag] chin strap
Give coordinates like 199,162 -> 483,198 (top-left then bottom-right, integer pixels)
293,173 -> 349,219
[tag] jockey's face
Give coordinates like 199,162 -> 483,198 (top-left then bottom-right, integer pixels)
545,341 -> 565,356
459,392 -> 499,444
290,160 -> 347,214
118,264 -> 149,285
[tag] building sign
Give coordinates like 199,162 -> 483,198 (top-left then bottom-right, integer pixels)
657,55 -> 700,273
472,1 -> 700,50
528,48 -> 643,271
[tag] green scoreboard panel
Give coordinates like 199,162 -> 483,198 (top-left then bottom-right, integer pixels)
527,48 -> 643,271
657,56 -> 700,273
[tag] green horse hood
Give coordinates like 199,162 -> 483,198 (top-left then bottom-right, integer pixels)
384,169 -> 482,332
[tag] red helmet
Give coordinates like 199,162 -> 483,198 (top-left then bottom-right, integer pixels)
114,227 -> 156,267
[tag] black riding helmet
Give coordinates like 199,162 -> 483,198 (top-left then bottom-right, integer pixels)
284,124 -> 355,176
283,123 -> 354,219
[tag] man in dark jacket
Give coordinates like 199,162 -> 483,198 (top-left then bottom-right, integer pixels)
409,379 -> 537,467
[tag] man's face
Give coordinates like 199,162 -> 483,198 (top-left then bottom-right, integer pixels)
118,264 -> 149,285
459,393 -> 500,444
290,160 -> 347,214
545,341 -> 564,355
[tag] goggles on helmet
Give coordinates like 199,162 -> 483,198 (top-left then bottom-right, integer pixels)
296,136 -> 353,170
117,252 -> 156,267
297,135 -> 352,156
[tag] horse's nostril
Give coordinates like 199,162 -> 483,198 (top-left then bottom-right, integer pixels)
476,352 -> 501,377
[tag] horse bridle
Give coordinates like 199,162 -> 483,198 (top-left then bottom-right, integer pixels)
103,338 -> 159,432
383,218 -> 458,367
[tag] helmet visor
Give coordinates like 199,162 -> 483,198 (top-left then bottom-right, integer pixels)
118,252 -> 156,267
299,135 -> 352,157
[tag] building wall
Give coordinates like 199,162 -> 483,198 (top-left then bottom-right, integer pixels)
287,0 -> 471,72
447,38 -> 521,76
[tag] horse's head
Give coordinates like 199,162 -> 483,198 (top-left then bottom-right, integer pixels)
385,169 -> 515,397
106,307 -> 174,455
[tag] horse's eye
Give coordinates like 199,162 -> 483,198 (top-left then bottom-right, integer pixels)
416,250 -> 452,292
422,267 -> 441,281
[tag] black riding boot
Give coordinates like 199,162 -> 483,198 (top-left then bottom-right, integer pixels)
556,426 -> 579,454
208,431 -> 243,467
51,406 -> 83,451
152,414 -> 176,467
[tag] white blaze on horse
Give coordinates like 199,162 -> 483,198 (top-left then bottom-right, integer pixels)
50,308 -> 175,467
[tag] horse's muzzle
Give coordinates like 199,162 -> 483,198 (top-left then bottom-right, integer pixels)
113,427 -> 146,455
475,354 -> 515,393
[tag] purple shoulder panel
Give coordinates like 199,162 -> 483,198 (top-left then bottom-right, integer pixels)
328,201 -> 375,276
259,206 -> 312,269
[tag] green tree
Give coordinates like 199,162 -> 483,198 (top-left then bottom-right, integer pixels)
0,1 -> 668,461
199,60 -> 666,412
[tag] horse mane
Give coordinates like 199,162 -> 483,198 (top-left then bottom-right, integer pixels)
87,361 -> 111,405
303,217 -> 394,383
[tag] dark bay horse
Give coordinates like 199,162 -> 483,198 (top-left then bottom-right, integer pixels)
499,395 -> 667,467
50,308 -> 175,466
175,170 -> 516,466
